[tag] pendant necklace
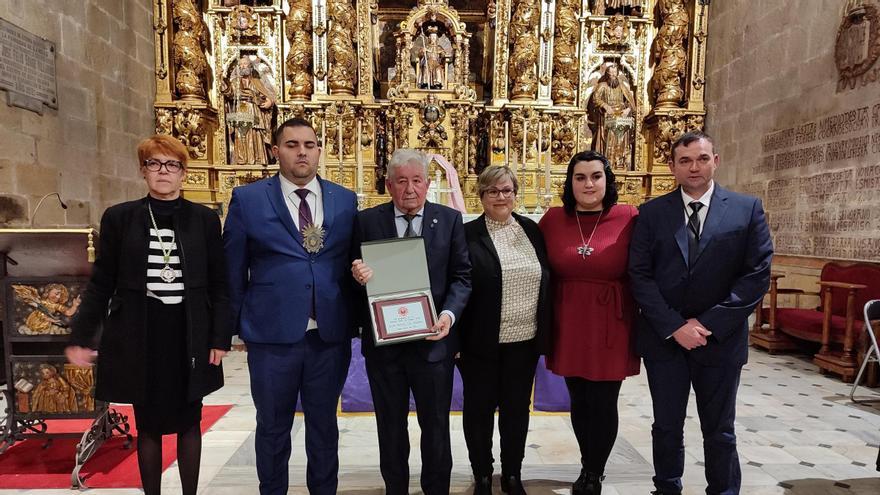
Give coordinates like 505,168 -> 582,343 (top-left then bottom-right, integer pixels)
148,203 -> 177,283
575,209 -> 603,259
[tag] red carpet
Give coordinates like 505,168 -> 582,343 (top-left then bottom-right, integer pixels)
0,404 -> 232,489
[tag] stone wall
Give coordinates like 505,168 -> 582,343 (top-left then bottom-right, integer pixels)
0,0 -> 154,226
705,0 -> 880,267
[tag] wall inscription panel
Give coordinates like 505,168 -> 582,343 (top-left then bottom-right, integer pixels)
750,100 -> 880,262
0,17 -> 57,114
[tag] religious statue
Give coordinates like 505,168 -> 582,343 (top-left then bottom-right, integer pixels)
327,0 -> 357,95
509,0 -> 540,100
221,56 -> 277,165
13,284 -> 81,335
552,0 -> 581,105
30,364 -> 78,414
286,0 -> 314,99
588,63 -> 635,170
415,27 -> 452,90
172,0 -> 210,101
652,0 -> 689,107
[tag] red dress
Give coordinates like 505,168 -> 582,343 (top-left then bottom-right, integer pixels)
538,204 -> 640,381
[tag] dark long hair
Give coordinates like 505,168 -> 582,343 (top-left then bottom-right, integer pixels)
561,150 -> 618,215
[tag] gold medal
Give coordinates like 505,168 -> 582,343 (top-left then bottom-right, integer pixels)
302,224 -> 325,254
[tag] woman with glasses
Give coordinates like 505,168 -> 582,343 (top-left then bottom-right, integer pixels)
66,135 -> 231,495
538,151 -> 639,495
458,166 -> 551,495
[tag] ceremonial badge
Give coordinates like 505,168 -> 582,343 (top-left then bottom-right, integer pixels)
302,224 -> 325,254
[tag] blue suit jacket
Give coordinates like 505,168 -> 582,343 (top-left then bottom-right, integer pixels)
223,174 -> 358,344
353,201 -> 472,362
627,185 -> 773,366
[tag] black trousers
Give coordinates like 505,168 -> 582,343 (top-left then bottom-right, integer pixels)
565,377 -> 623,475
365,352 -> 454,495
460,340 -> 539,477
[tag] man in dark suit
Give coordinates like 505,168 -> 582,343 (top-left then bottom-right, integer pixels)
628,131 -> 773,495
351,148 -> 472,495
224,118 -> 357,495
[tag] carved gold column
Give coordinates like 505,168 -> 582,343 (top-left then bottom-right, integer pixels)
509,0 -> 540,101
327,0 -> 357,95
356,0 -> 374,101
153,1 -> 172,104
492,0 -> 512,105
652,0 -> 689,109
171,0 -> 210,101
552,0 -> 580,105
286,0 -> 313,100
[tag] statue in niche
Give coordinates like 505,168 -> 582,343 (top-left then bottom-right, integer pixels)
221,55 -> 277,165
414,26 -> 453,90
587,63 -> 635,170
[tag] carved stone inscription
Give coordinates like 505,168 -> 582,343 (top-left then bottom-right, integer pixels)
751,100 -> 880,262
0,18 -> 57,113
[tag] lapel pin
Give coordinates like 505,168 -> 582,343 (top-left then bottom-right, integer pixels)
431,218 -> 438,228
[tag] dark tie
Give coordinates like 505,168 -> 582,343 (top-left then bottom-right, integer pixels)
294,188 -> 315,318
402,214 -> 418,237
687,201 -> 704,266
294,189 -> 312,231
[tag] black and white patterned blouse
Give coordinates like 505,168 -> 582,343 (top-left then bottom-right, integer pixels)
146,199 -> 185,304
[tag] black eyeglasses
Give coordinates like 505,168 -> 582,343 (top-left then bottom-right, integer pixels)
485,188 -> 516,198
143,159 -> 183,172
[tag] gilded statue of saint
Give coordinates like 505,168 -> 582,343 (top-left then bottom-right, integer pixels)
588,63 -> 636,170
222,56 -> 277,165
415,28 -> 452,90
30,364 -> 78,414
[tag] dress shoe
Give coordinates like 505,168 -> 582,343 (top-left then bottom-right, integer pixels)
473,475 -> 492,495
500,474 -> 526,495
572,469 -> 604,495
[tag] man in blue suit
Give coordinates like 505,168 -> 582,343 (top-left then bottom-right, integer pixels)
224,118 -> 357,495
351,149 -> 471,495
628,131 -> 772,495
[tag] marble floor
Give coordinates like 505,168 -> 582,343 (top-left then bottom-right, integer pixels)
2,348 -> 879,495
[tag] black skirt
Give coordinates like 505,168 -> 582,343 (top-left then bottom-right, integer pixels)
133,297 -> 202,435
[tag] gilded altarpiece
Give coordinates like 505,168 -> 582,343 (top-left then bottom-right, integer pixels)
152,0 -> 711,213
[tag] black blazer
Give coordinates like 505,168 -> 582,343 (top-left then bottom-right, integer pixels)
459,213 -> 551,360
69,197 -> 232,404
352,201 -> 472,362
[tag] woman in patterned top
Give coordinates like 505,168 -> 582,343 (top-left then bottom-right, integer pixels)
458,166 -> 552,495
66,135 -> 231,495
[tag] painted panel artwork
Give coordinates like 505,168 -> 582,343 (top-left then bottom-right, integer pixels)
5,279 -> 86,340
11,357 -> 97,419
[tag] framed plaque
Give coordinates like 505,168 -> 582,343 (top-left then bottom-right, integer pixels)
361,237 -> 438,345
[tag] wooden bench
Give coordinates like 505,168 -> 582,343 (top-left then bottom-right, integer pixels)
751,263 -> 880,383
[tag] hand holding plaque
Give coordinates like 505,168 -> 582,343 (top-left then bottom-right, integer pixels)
356,237 -> 440,345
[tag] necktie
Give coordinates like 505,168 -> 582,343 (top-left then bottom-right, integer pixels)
294,189 -> 312,231
402,214 -> 417,237
294,188 -> 316,318
687,201 -> 703,267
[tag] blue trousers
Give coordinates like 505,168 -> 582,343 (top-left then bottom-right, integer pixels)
645,352 -> 742,495
247,333 -> 351,495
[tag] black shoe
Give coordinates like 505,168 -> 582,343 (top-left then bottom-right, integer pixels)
500,474 -> 526,495
572,469 -> 604,495
473,475 -> 492,495
650,491 -> 680,495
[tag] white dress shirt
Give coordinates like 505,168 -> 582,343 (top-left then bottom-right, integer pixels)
393,205 -> 424,237
680,180 -> 714,235
279,173 -> 323,331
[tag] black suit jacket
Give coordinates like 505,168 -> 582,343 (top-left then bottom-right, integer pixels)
69,197 -> 231,404
459,213 -> 551,360
628,185 -> 773,366
353,201 -> 472,362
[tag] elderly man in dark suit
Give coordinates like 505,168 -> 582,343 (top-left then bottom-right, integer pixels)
351,148 -> 472,495
628,131 -> 773,495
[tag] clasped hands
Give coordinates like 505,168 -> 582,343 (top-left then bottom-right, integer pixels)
671,318 -> 712,350
351,259 -> 451,341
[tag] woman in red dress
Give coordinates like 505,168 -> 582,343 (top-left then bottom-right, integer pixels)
538,150 -> 639,495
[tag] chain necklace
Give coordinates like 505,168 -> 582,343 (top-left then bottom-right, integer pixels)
575,209 -> 603,259
148,203 -> 177,283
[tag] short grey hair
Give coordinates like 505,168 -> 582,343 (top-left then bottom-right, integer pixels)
387,149 -> 429,180
477,166 -> 519,197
